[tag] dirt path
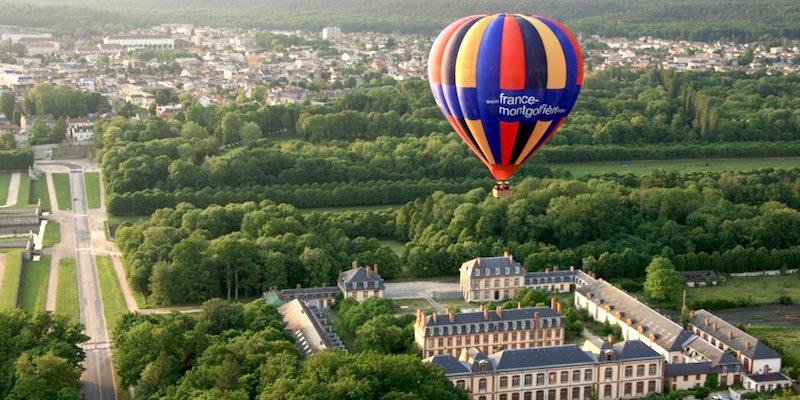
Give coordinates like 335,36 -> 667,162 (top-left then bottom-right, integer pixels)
45,255 -> 60,312
110,254 -> 138,312
0,253 -> 6,299
2,172 -> 20,207
45,172 -> 59,212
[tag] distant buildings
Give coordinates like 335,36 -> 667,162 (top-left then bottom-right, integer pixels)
67,118 -> 93,141
278,299 -> 346,357
322,26 -> 341,41
338,262 -> 385,302
103,35 -> 175,50
680,270 -> 719,287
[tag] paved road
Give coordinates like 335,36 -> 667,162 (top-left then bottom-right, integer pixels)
40,161 -> 116,400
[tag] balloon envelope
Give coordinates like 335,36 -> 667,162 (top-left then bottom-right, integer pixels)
428,14 -> 583,181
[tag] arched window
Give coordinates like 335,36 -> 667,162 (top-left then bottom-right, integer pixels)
479,378 -> 487,391
604,385 -> 612,398
604,367 -> 613,380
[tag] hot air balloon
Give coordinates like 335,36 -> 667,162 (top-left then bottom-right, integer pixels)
428,14 -> 584,198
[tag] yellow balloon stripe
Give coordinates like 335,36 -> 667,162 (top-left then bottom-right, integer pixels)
513,121 -> 552,165
465,118 -> 496,164
520,15 -> 566,89
455,15 -> 494,88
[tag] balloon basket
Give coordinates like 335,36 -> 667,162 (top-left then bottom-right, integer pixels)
492,182 -> 512,198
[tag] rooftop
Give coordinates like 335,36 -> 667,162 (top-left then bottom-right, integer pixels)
461,255 -> 524,277
423,306 -> 561,327
689,309 -> 781,360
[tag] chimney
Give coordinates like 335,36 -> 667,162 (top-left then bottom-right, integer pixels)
586,292 -> 592,300
496,306 -> 502,319
551,298 -> 558,310
607,334 -> 614,344
554,265 -> 559,272
570,266 -> 575,272
712,322 -> 717,331
557,302 -> 563,314
534,312 -> 540,329
352,260 -> 358,269
432,312 -> 437,323
484,309 -> 489,320
479,304 -> 484,311
517,302 -> 522,309
373,264 -> 379,275
728,331 -> 734,340
745,341 -> 752,350
704,318 -> 709,326
445,306 -> 450,314
545,268 -> 550,274
366,266 -> 371,277
690,310 -> 696,319
504,250 -> 510,257
296,283 -> 301,289
477,258 -> 482,267
589,271 -> 596,278
449,312 -> 455,323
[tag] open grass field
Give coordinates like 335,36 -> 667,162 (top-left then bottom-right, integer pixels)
14,174 -> 29,208
29,177 -> 51,211
51,173 -> 71,211
297,204 -> 405,214
685,274 -> 800,308
745,326 -> 800,364
18,255 -> 51,313
84,172 -> 101,209
0,249 -> 24,309
52,144 -> 91,160
378,240 -> 405,256
96,256 -> 128,335
42,221 -> 60,247
55,258 -> 79,321
0,172 -> 10,204
550,157 -> 800,177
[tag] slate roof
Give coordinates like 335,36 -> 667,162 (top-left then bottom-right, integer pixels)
666,362 -> 712,377
461,256 -> 524,277
278,300 -> 345,357
280,286 -> 340,299
495,345 -> 597,371
745,372 -> 791,383
614,340 -> 663,360
426,354 -> 471,376
684,336 -> 743,371
525,270 -> 577,285
338,266 -> 385,291
689,309 -> 782,360
422,307 -> 563,336
577,278 -> 692,352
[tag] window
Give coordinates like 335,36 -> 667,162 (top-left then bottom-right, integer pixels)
512,395 -> 520,400
479,361 -> 489,372
560,388 -> 568,400
513,375 -> 520,387
466,336 -> 471,345
549,372 -> 557,384
495,279 -> 500,288
603,385 -> 612,399
624,366 -> 633,378
604,367 -> 613,380
537,373 -> 545,385
584,369 -> 593,381
636,382 -> 644,394
648,381 -> 656,393
648,363 -> 657,376
548,390 -> 556,400
456,380 -> 465,389
525,393 -> 532,400
624,383 -> 632,395
500,377 -> 508,389
500,395 -> 508,400
696,374 -> 701,380
683,375 -> 688,381
484,291 -> 490,300
484,280 -> 490,288
524,374 -> 532,386
561,371 -> 569,383
572,387 -> 580,400
438,338 -> 443,347
573,370 -> 581,382
584,386 -> 593,400
637,365 -> 645,377
479,378 -> 487,391
503,333 -> 509,341
536,391 -> 544,400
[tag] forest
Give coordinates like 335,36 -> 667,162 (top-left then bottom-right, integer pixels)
112,298 -> 467,400
5,0 -> 800,41
97,69 -> 800,214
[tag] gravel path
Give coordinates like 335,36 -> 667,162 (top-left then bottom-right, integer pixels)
0,254 -> 6,299
2,172 -> 20,207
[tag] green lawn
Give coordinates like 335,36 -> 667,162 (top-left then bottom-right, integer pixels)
42,221 -> 60,247
0,249 -> 24,309
378,240 -> 405,256
52,144 -> 92,160
18,255 -> 51,313
297,204 -> 405,214
550,157 -> 800,177
84,172 -> 101,209
55,258 -> 79,322
745,326 -> 800,365
51,173 -> 71,211
686,274 -> 800,308
29,177 -> 51,211
15,174 -> 30,208
96,256 -> 129,336
0,172 -> 10,205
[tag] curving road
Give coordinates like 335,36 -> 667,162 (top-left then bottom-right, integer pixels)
39,161 -> 116,400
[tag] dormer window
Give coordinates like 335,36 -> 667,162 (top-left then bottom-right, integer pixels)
476,269 -> 481,277
479,360 -> 489,372
484,268 -> 489,276
505,267 -> 510,274
495,268 -> 500,275
514,267 -> 519,274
